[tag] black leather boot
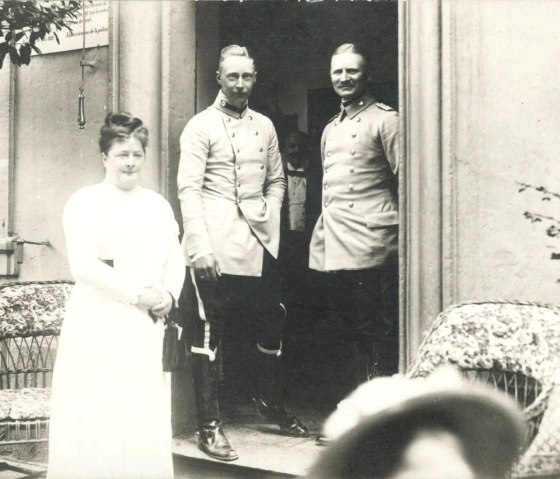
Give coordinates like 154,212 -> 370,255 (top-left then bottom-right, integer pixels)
252,348 -> 309,438
196,420 -> 239,462
191,353 -> 238,461
254,397 -> 309,437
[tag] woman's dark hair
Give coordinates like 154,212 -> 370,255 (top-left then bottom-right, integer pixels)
99,112 -> 149,154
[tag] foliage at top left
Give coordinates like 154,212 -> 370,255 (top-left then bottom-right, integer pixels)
0,0 -> 81,69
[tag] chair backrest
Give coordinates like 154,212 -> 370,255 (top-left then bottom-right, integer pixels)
0,281 -> 73,390
408,301 -> 560,386
408,301 -> 560,450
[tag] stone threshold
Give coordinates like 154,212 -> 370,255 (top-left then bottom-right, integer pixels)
172,406 -> 325,477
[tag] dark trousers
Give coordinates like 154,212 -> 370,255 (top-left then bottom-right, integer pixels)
179,252 -> 286,424
182,252 -> 284,354
279,230 -> 311,307
314,262 -> 399,408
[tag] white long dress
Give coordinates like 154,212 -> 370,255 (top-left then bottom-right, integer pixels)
47,182 -> 185,479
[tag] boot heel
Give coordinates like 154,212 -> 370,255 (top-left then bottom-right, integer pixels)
254,398 -> 309,438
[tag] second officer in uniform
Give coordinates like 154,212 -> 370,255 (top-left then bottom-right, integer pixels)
309,43 -> 400,409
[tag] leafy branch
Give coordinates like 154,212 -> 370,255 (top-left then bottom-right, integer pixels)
0,0 -> 82,69
518,181 -> 560,263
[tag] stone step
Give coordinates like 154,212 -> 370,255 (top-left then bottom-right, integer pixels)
172,407 -> 325,478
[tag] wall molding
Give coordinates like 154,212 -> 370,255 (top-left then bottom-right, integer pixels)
8,64 -> 16,237
400,0 -> 451,367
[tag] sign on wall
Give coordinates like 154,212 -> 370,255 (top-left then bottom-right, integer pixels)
33,1 -> 109,55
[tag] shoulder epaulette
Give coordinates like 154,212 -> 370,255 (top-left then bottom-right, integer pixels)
375,102 -> 394,112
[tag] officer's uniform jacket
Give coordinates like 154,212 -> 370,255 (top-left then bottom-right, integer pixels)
309,93 -> 398,272
178,91 -> 286,277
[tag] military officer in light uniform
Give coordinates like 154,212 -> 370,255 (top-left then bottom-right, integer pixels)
309,43 -> 399,406
178,45 -> 308,463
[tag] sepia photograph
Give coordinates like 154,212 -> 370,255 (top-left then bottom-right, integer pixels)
1,1 -> 560,478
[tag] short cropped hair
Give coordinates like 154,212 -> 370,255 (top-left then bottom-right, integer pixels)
99,112 -> 149,154
218,44 -> 255,71
332,43 -> 370,72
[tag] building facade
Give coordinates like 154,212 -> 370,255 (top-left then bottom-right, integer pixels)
1,0 -> 560,429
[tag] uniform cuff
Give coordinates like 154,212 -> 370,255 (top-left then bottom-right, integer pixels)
190,251 -> 213,263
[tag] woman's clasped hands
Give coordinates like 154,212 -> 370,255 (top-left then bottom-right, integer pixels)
137,286 -> 173,317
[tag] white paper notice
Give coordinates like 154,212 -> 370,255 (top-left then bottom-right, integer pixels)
33,1 -> 109,56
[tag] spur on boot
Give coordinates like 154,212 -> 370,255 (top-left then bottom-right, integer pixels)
196,420 -> 239,462
254,398 -> 309,438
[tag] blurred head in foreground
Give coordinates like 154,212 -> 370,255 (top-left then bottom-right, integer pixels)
307,367 -> 526,479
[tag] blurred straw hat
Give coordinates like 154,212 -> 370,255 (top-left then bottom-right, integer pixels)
307,367 -> 526,479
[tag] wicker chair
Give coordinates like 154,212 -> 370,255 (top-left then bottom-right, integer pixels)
0,280 -> 72,445
407,300 -> 560,454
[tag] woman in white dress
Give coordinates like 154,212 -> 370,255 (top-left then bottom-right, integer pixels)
47,112 -> 185,479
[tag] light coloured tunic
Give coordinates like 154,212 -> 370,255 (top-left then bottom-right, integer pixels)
178,91 -> 286,277
47,182 -> 185,479
309,93 -> 399,272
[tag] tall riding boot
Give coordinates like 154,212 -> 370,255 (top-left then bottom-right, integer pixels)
251,348 -> 309,437
191,353 -> 238,462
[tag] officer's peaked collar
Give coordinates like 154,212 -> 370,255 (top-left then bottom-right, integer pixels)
214,91 -> 249,119
340,93 -> 375,120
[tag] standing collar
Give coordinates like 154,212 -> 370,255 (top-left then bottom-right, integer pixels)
340,92 -> 376,120
213,91 -> 249,119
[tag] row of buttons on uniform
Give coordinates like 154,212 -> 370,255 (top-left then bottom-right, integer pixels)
326,131 -> 360,158
234,148 -> 265,153
224,115 -> 266,195
224,115 -> 254,122
324,166 -> 355,174
235,163 -> 265,170
233,162 -> 266,189
324,184 -> 355,191
334,116 -> 362,126
230,131 -> 259,137
324,200 -> 354,208
224,116 -> 265,156
324,161 -> 356,208
327,149 -> 358,157
324,100 -> 367,210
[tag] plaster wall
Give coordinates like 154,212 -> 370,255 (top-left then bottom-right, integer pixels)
1,1 -> 197,285
10,47 -> 110,282
0,66 -> 11,238
449,1 -> 560,303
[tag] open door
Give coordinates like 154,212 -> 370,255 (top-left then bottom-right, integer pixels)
173,2 -> 399,476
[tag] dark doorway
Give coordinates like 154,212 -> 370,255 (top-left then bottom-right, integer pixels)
192,1 -> 398,469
